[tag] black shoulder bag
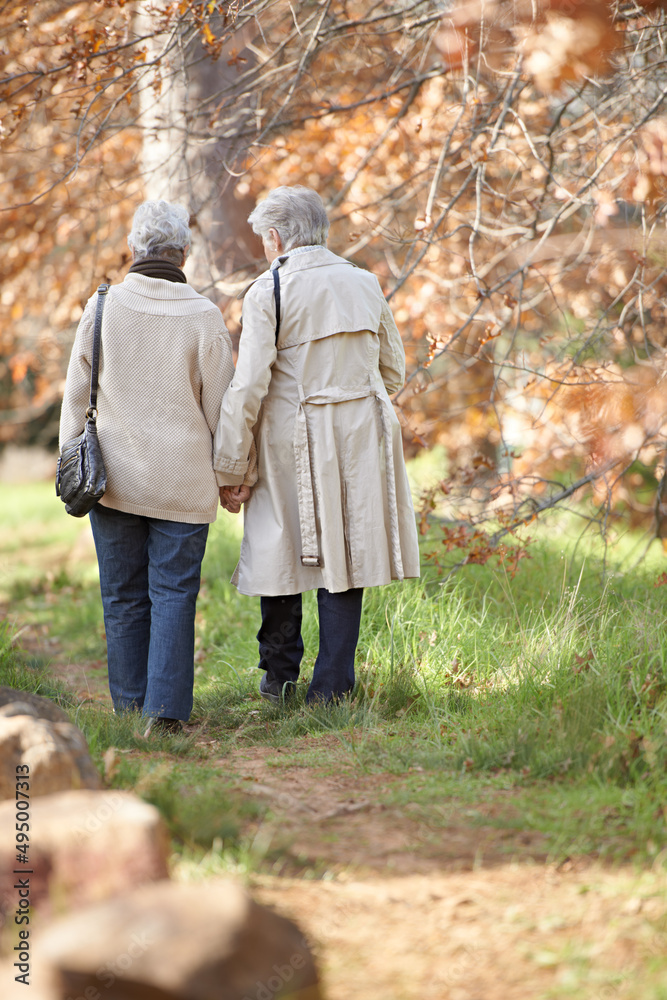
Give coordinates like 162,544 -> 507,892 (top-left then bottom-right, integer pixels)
56,284 -> 109,517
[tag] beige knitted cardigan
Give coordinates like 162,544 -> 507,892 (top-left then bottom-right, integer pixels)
59,273 -> 238,523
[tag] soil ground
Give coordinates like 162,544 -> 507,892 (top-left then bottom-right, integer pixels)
224,743 -> 667,1000
8,619 -> 667,1000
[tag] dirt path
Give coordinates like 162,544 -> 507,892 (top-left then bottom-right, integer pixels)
251,864 -> 665,1000
217,743 -> 667,1000
2,612 -> 110,705
226,741 -> 548,875
7,626 -> 667,999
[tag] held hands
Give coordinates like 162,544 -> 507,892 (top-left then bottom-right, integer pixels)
219,484 -> 251,514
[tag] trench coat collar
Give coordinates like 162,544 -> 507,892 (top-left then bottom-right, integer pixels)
271,246 -> 355,276
239,247 -> 355,299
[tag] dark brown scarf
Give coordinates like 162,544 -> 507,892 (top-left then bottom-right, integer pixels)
128,257 -> 187,283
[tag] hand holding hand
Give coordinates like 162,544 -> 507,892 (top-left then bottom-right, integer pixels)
219,484 -> 251,513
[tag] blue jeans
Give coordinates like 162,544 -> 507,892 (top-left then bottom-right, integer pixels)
258,589 -> 363,703
89,505 -> 209,720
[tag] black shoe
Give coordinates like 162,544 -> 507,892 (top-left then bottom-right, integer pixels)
143,716 -> 183,738
259,673 -> 296,705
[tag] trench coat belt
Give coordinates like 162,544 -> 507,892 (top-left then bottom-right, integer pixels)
294,383 -> 405,579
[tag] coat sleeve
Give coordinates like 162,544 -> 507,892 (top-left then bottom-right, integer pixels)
213,280 -> 277,487
377,296 -> 406,394
58,295 -> 96,448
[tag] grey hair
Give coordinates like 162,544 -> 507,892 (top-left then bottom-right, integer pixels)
248,186 -> 329,251
128,200 -> 191,265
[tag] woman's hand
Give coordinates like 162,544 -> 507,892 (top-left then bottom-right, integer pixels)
219,485 -> 251,513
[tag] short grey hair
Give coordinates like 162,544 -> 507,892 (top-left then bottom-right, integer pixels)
248,186 -> 329,251
128,200 -> 191,265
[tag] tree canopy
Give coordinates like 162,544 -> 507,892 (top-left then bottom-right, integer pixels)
2,0 -> 667,564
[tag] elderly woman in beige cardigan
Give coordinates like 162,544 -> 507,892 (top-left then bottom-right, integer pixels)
215,186 -> 420,705
60,200 -> 251,735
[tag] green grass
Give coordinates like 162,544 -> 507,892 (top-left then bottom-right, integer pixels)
0,620 -> 76,706
106,755 -> 264,850
0,482 -> 105,663
2,480 -> 667,865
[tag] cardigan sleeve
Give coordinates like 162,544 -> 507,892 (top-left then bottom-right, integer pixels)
213,280 -> 277,486
58,295 -> 96,448
200,317 -> 235,437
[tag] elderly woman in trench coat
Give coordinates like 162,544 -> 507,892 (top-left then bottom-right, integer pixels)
214,185 -> 420,704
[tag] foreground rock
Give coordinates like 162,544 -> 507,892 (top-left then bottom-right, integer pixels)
0,686 -> 71,724
22,880 -> 321,1000
0,703 -> 101,799
0,790 -> 169,925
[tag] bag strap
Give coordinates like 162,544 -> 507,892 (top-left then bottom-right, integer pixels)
272,267 -> 281,344
87,284 -> 109,420
271,255 -> 290,345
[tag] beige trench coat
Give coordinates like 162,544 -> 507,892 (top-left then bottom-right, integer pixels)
214,247 -> 420,596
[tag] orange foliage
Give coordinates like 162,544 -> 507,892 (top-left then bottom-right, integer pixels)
0,1 -> 143,443
436,0 -> 620,92
2,0 -> 667,549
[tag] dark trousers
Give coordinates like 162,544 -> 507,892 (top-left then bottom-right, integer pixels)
258,588 -> 364,703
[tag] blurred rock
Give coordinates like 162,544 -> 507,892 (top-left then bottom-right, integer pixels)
0,712 -> 101,799
0,701 -> 39,718
31,880 -> 321,1000
0,687 -> 70,724
0,790 -> 169,928
1,970 -> 51,1000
